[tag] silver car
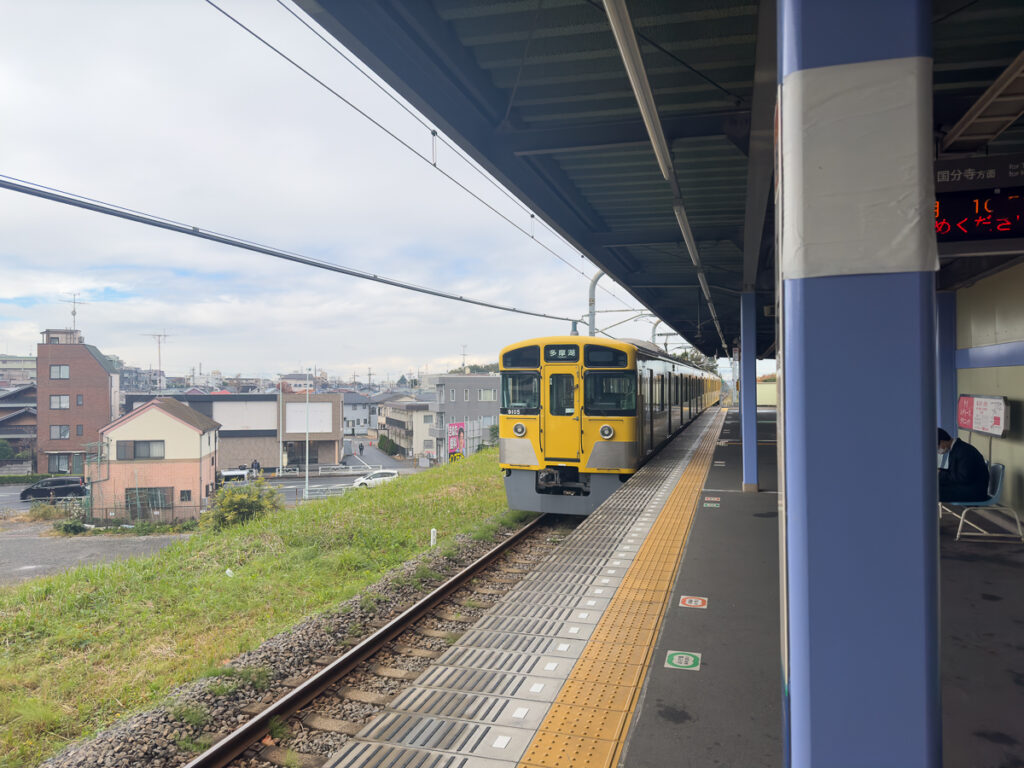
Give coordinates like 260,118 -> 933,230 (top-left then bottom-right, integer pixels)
353,469 -> 399,488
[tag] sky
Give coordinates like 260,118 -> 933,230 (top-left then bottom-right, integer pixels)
0,1 -> 769,384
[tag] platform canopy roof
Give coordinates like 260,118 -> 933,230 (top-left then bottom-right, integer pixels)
296,0 -> 1024,358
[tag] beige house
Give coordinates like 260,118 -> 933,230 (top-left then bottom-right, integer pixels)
88,398 -> 219,521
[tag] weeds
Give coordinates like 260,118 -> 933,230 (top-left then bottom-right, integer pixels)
26,503 -> 66,522
0,449 -> 510,767
205,665 -> 273,692
359,592 -> 384,615
175,736 -> 211,753
169,704 -> 208,728
266,715 -> 291,741
206,679 -> 239,697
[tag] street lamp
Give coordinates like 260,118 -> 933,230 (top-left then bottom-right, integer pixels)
304,367 -> 311,500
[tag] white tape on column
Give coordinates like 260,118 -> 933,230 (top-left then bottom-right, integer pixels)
781,56 -> 938,280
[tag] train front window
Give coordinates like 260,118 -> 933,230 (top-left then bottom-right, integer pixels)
503,345 -> 539,368
584,372 -> 636,416
549,374 -> 575,415
501,373 -> 540,414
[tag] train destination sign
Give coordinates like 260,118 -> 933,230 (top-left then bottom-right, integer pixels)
935,186 -> 1024,242
957,395 -> 1008,437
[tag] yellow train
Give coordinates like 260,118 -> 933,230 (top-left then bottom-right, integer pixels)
499,335 -> 720,515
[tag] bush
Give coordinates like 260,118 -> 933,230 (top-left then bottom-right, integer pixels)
0,474 -> 50,486
54,520 -> 86,535
377,435 -> 403,456
200,479 -> 283,531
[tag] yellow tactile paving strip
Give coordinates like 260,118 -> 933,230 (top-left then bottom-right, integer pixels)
518,408 -> 726,768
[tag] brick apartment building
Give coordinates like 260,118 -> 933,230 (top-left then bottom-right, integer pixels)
35,329 -> 120,475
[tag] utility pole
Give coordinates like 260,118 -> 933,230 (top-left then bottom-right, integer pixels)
461,345 -> 468,370
304,368 -> 311,500
141,331 -> 170,390
367,368 -> 374,390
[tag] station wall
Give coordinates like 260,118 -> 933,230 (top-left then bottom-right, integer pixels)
956,262 -> 1024,509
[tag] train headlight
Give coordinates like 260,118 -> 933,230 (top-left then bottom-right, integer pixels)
512,422 -> 527,437
599,424 -> 614,440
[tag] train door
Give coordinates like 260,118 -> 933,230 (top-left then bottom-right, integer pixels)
543,370 -> 580,461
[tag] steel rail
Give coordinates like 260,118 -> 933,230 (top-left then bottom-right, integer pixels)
182,514 -> 548,768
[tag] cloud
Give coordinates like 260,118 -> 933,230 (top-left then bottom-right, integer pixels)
0,0 -> 652,377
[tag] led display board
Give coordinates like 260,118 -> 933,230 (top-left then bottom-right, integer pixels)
935,186 -> 1024,242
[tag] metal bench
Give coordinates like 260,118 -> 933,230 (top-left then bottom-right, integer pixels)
940,463 -> 1023,542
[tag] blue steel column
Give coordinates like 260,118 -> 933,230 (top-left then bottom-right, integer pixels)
936,291 -> 958,434
741,291 -> 758,492
779,1 -> 939,766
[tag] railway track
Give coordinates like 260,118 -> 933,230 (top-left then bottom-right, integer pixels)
176,514 -> 575,768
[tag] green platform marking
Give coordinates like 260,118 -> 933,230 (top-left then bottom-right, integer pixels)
703,502 -> 720,508
665,651 -> 702,671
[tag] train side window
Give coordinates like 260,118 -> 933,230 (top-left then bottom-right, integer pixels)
549,374 -> 575,415
584,372 -> 636,416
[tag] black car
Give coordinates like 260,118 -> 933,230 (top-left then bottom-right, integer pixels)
20,476 -> 87,501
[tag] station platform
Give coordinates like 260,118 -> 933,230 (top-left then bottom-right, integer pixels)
326,407 -> 1024,767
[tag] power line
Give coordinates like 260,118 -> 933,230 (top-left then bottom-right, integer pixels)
0,174 -> 579,324
208,0 -> 638,312
272,0 -> 634,310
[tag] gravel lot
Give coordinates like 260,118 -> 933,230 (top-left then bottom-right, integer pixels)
0,519 -> 191,586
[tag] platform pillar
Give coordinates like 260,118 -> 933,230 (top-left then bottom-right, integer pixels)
778,1 -> 939,766
741,291 -> 758,492
936,291 -> 958,434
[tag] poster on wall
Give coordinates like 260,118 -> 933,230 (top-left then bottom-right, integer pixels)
447,422 -> 466,462
957,395 -> 1008,437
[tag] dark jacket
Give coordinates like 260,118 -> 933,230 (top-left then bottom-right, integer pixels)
939,439 -> 989,502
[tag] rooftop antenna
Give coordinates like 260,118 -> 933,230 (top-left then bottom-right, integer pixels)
59,292 -> 88,331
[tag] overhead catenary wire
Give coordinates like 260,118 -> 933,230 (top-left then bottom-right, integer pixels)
271,0 -> 634,311
0,174 -> 579,324
208,0 -> 638,312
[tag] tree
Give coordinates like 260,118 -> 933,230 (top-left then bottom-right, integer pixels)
447,363 -> 498,374
677,349 -> 719,374
0,440 -> 13,460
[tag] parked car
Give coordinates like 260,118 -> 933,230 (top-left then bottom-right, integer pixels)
218,468 -> 253,486
20,476 -> 87,501
353,469 -> 399,488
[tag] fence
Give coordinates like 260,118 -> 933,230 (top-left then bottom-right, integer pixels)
80,498 -> 203,526
318,464 -> 381,477
301,486 -> 351,500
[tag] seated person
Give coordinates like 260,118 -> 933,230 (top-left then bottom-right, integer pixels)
937,428 -> 989,502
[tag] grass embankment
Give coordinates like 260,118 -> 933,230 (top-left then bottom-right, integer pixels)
0,449 -> 516,768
